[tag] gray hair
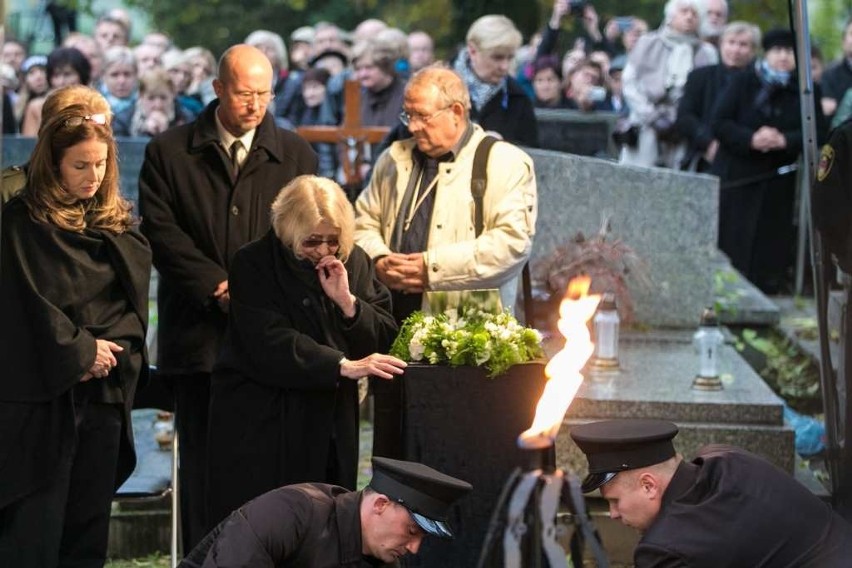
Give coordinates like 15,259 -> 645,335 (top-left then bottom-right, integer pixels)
721,21 -> 761,50
103,45 -> 136,72
663,0 -> 704,26
245,29 -> 288,71
406,66 -> 471,115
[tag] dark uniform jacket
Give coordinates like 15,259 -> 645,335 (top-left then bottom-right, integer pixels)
813,119 -> 852,273
138,102 -> 317,375
635,445 -> 852,567
0,196 -> 151,507
205,231 -> 397,528
181,484 -> 398,568
471,77 -> 540,148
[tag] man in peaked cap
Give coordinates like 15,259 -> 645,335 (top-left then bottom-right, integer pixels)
571,419 -> 852,567
179,457 -> 472,567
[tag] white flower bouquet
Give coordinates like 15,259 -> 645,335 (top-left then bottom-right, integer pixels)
389,308 -> 544,378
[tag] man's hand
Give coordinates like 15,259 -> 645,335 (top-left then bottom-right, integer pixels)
83,339 -> 124,381
213,279 -> 230,313
376,253 -> 427,293
704,139 -> 719,163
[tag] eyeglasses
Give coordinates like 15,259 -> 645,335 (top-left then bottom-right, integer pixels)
399,106 -> 451,127
301,237 -> 340,249
64,114 -> 108,127
233,90 -> 273,106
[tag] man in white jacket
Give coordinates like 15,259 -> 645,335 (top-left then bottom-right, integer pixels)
354,66 -> 537,458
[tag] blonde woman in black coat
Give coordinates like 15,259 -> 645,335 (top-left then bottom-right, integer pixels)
206,175 -> 405,530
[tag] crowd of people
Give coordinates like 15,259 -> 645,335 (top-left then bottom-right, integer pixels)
2,1 -> 852,566
2,0 -> 844,295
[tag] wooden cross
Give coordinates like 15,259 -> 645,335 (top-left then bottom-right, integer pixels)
297,79 -> 391,189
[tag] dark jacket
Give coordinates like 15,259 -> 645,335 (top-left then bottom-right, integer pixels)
360,76 -> 406,129
471,77 -> 540,148
636,445 -> 852,567
205,231 -> 397,528
138,102 -> 317,375
676,63 -> 745,167
182,484 -> 398,568
0,197 -> 151,507
820,58 -> 852,102
711,67 -> 826,292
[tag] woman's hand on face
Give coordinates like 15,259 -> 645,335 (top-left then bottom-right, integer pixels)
316,255 -> 356,316
340,353 -> 407,380
84,339 -> 123,381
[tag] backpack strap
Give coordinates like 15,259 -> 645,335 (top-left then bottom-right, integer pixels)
470,136 -> 535,325
471,136 -> 498,237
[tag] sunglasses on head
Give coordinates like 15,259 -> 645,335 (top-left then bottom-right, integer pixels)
64,114 -> 108,128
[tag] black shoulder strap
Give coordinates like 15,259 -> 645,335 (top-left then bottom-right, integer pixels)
471,136 -> 498,237
469,136 -> 535,326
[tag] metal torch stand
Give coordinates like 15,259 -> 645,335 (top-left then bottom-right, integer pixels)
477,464 -> 610,568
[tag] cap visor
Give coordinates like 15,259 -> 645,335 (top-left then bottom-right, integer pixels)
581,472 -> 617,493
411,512 -> 453,538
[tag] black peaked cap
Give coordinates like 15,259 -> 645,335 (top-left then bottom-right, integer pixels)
570,419 -> 679,493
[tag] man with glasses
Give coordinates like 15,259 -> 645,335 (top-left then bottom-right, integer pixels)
354,66 -> 537,458
139,43 -> 317,551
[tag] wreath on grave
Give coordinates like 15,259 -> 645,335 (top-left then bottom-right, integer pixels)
390,308 -> 544,378
533,215 -> 649,326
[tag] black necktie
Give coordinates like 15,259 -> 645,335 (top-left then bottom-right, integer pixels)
400,157 -> 440,254
230,140 -> 244,176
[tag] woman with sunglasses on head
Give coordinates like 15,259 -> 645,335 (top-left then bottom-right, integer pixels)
0,85 -> 151,566
205,175 -> 405,530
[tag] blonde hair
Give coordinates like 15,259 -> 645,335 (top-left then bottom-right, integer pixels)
270,175 -> 355,262
24,86 -> 132,233
466,15 -> 522,53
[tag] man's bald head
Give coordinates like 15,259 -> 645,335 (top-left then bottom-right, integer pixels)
214,44 -> 274,137
218,44 -> 273,84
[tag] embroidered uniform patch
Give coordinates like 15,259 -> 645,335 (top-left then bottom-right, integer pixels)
817,145 -> 835,182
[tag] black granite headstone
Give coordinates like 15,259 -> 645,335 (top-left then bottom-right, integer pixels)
535,109 -> 620,159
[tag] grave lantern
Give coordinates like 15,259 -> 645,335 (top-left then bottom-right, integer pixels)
692,306 -> 724,391
590,292 -> 620,372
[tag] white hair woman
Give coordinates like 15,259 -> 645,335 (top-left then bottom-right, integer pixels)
619,0 -> 718,168
205,175 -> 405,529
454,14 -> 539,146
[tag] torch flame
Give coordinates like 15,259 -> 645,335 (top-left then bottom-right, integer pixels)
522,276 -> 600,443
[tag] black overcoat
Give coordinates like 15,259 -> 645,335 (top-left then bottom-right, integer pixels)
206,231 -> 397,528
0,197 -> 151,507
675,63 -> 745,166
138,102 -> 318,375
182,484 -> 398,568
635,445 -> 852,567
711,68 -> 826,293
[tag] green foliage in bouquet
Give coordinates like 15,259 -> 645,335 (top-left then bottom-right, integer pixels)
390,308 -> 544,378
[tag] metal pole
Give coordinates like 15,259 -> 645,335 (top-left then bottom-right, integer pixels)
791,0 -> 842,498
796,157 -> 808,295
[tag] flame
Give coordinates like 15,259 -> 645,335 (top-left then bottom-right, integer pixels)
522,276 -> 600,442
